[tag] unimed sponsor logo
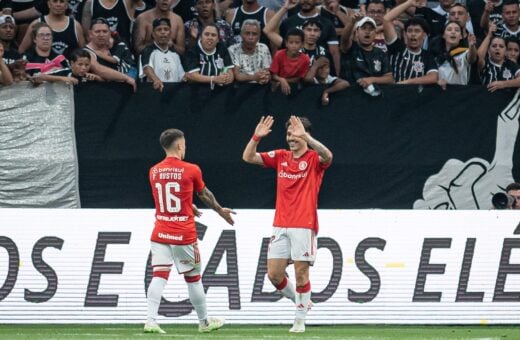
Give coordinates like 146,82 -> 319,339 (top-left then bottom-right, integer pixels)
158,232 -> 183,241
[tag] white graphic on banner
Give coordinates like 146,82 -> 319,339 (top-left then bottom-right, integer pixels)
415,90 -> 520,209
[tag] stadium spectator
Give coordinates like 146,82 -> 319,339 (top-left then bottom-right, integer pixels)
472,0 -> 503,37
68,47 -> 103,82
398,0 -> 445,39
145,128 -> 234,334
85,17 -> 136,78
185,0 -> 235,48
139,18 -> 185,91
242,115 -> 333,333
365,0 -> 388,52
225,0 -> 274,47
478,22 -> 520,91
505,37 -> 520,64
383,1 -> 438,85
0,41 -> 14,84
228,19 -> 271,84
428,4 -> 472,58
81,0 -> 138,45
0,14 -> 22,64
494,0 -> 520,40
435,21 -> 477,89
264,4 -> 331,65
340,14 -> 393,94
506,182 -> 520,210
10,0 -> 87,26
183,23 -> 234,88
304,56 -> 349,105
319,0 -> 350,37
18,0 -> 85,58
269,27 -> 310,95
133,0 -> 185,55
278,0 -> 340,75
23,22 -> 77,84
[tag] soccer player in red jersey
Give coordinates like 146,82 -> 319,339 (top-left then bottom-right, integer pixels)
145,128 -> 236,334
242,115 -> 333,333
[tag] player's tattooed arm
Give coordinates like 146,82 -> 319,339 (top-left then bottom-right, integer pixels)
196,187 -> 236,225
289,115 -> 333,164
306,135 -> 333,165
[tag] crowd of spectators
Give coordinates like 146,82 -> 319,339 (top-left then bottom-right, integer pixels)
2,0 -> 520,103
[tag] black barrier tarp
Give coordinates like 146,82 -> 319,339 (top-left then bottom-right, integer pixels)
74,83 -> 518,209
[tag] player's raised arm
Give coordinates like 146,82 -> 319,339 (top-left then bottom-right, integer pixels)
242,115 -> 274,166
196,187 -> 236,225
289,116 -> 333,164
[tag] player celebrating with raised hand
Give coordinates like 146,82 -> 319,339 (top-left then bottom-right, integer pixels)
242,115 -> 333,333
145,128 -> 236,334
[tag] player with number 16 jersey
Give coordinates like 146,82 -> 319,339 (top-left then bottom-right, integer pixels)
149,157 -> 204,245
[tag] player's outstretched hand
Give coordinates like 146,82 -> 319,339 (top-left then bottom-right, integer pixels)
289,115 -> 308,139
219,208 -> 236,226
254,115 -> 274,138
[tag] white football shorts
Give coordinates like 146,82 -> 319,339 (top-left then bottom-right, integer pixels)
150,241 -> 201,275
267,227 -> 317,264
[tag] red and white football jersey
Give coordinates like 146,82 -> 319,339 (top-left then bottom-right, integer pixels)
260,149 -> 330,233
149,157 -> 205,245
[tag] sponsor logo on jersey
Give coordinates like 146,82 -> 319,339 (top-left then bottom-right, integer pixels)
278,170 -> 308,180
281,162 -> 288,167
158,232 -> 184,241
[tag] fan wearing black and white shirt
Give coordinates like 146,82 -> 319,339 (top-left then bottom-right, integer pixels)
383,0 -> 438,85
139,18 -> 185,92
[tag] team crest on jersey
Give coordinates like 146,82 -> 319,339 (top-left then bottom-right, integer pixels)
215,56 -> 224,69
268,151 -> 275,158
412,61 -> 424,73
373,60 -> 381,72
299,161 -> 308,170
503,69 -> 512,79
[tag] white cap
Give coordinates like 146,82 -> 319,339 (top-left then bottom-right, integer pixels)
355,16 -> 376,29
0,15 -> 15,26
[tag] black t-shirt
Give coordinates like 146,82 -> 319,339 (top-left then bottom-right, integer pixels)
2,47 -> 22,65
280,13 -> 338,48
480,56 -> 520,84
341,42 -> 391,84
387,38 -> 437,82
468,0 -> 503,40
24,49 -> 70,76
183,41 -> 234,76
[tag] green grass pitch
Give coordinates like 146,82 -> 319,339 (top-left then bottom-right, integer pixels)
0,324 -> 518,339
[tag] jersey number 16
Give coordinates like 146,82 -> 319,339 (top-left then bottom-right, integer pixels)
155,182 -> 181,213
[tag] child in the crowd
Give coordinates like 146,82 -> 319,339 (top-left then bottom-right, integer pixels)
305,57 -> 349,105
269,28 -> 310,95
506,37 -> 520,64
68,49 -> 103,83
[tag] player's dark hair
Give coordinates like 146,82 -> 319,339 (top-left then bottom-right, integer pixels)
285,27 -> 304,42
160,129 -> 184,150
70,48 -> 91,62
285,117 -> 312,133
506,182 -> 520,192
